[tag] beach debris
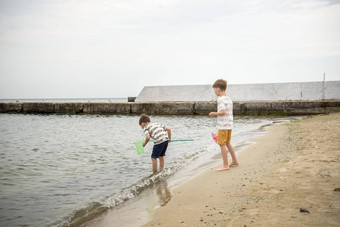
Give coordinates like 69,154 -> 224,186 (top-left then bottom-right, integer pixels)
279,167 -> 287,173
300,208 -> 310,213
269,189 -> 281,195
291,216 -> 297,218
334,188 -> 340,191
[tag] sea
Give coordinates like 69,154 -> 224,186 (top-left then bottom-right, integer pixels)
0,99 -> 296,226
0,98 -> 127,103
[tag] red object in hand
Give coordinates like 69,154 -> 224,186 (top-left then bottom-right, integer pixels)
212,133 -> 218,143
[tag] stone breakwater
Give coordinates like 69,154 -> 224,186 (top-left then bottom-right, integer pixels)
0,101 -> 339,115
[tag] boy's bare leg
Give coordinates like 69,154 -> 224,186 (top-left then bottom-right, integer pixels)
227,143 -> 239,166
217,145 -> 229,171
152,158 -> 158,174
159,156 -> 164,171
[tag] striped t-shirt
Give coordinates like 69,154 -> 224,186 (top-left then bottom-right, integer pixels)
216,96 -> 233,130
143,123 -> 169,145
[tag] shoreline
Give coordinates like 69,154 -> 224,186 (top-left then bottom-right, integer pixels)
69,113 -> 340,226
76,116 -> 297,227
142,113 -> 340,226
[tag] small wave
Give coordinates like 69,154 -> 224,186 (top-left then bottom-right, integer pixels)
51,202 -> 104,227
66,149 -> 207,226
103,149 -> 207,208
104,168 -> 175,208
65,171 -> 173,227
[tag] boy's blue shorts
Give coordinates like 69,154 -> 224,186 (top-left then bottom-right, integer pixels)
151,141 -> 168,159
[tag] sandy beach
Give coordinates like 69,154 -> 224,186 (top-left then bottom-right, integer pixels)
144,113 -> 340,227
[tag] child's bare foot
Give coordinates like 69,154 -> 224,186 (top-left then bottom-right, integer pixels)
229,162 -> 239,167
153,169 -> 163,175
217,166 -> 230,171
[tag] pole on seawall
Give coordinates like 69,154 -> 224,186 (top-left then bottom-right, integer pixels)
322,72 -> 326,100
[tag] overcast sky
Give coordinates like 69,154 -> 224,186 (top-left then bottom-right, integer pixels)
0,0 -> 339,99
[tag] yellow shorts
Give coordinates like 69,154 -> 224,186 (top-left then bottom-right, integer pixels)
218,130 -> 232,145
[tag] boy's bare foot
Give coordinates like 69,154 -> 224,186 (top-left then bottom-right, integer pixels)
217,167 -> 230,171
153,169 -> 163,175
229,162 -> 239,167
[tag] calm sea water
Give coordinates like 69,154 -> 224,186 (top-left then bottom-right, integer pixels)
0,98 -> 127,103
0,114 -> 288,226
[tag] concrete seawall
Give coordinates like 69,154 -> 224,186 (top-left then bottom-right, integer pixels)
135,81 -> 340,102
1,101 -> 339,115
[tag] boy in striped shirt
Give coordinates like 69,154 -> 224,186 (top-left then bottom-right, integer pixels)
209,79 -> 239,171
139,115 -> 172,174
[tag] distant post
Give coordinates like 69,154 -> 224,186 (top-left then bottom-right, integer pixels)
322,73 -> 326,100
128,97 -> 136,102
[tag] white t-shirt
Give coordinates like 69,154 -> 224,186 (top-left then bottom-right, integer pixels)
143,123 -> 169,145
216,96 -> 233,130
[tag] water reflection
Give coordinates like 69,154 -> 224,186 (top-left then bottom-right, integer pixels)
156,180 -> 171,207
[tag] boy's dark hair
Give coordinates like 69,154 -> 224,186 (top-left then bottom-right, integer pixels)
212,79 -> 227,91
139,115 -> 150,125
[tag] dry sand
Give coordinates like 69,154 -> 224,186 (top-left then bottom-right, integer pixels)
144,113 -> 340,227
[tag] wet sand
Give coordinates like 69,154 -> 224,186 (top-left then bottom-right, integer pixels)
144,113 -> 340,226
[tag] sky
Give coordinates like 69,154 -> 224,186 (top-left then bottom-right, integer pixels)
0,0 -> 339,99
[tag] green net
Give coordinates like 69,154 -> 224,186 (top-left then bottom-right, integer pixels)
134,140 -> 145,154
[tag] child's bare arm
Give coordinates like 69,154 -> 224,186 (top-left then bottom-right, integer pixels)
143,134 -> 151,147
209,109 -> 226,117
166,127 -> 171,142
